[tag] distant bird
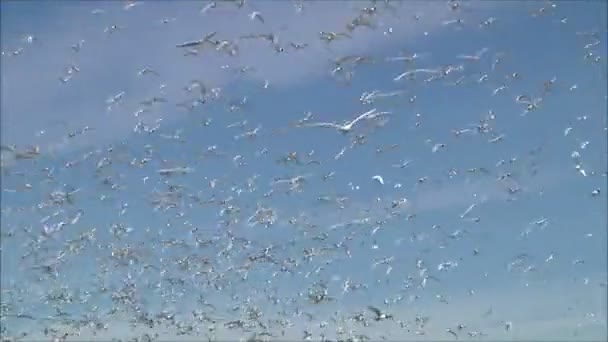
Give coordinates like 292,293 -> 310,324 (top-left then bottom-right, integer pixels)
480,17 -> 497,28
159,18 -> 176,24
386,52 -> 428,64
446,328 -> 458,339
200,1 -> 216,14
157,167 -> 195,176
394,68 -> 441,81
457,47 -> 489,61
372,175 -> 385,185
392,160 -> 412,169
289,42 -> 309,50
319,31 -> 351,43
137,67 -> 160,77
249,11 -> 264,23
492,85 -> 507,96
176,32 -> 217,49
123,1 -> 141,10
71,40 -> 85,53
432,143 -> 446,153
104,24 -> 124,34
442,18 -> 465,26
21,34 -> 37,44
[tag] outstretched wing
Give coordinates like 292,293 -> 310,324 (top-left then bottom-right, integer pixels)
176,40 -> 204,48
349,108 -> 378,127
302,122 -> 339,129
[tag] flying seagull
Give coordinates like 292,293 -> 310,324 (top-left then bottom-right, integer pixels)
300,108 -> 389,134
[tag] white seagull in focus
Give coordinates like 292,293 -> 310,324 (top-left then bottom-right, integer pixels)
300,108 -> 390,134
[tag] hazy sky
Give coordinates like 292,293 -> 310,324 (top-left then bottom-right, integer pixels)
1,1 -> 607,341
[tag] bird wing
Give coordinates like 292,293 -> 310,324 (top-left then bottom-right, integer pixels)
349,108 -> 378,126
382,91 -> 406,97
253,13 -> 265,23
302,122 -> 340,129
372,175 -> 384,185
176,40 -> 204,48
393,72 -> 411,81
418,68 -> 442,74
203,31 -> 218,42
515,95 -> 532,104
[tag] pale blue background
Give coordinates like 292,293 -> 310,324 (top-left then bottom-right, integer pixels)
1,1 -> 606,340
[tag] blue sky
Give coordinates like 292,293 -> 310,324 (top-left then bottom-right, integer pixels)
1,1 -> 607,341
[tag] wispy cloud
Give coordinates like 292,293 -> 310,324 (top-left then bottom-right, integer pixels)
1,1 -> 493,156
408,166 -> 566,214
311,164 -> 566,231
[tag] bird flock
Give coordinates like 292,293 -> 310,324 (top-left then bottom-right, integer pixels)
1,1 -> 607,342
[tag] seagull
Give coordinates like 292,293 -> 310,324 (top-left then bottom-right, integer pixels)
442,18 -> 464,26
249,11 -> 264,23
159,17 -> 176,24
66,65 -> 80,75
319,31 -> 352,43
289,42 -> 309,50
460,203 -> 476,219
106,91 -> 125,106
137,67 -> 160,77
157,167 -> 195,176
432,143 -> 446,153
392,160 -> 412,169
104,24 -> 125,34
176,32 -> 217,49
446,328 -> 459,339
300,108 -> 389,134
488,134 -> 505,143
457,47 -> 489,61
71,40 -> 85,53
492,85 -> 507,96
394,68 -> 441,81
200,1 -> 216,14
372,175 -> 385,185
386,52 -> 428,64
123,1 -> 141,10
